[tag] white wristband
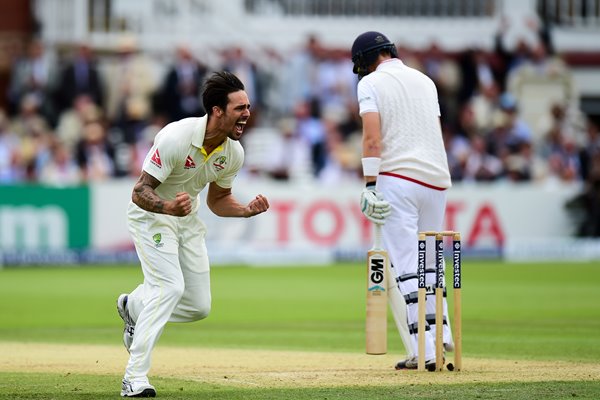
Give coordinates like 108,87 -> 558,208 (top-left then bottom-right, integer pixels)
361,157 -> 381,177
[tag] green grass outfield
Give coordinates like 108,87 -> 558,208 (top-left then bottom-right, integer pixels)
0,261 -> 599,399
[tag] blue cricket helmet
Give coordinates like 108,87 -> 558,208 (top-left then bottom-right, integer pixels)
351,31 -> 398,77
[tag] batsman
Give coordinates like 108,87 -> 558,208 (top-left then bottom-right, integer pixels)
352,31 -> 454,370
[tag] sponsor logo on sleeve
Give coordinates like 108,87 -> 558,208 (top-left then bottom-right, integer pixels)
150,149 -> 162,168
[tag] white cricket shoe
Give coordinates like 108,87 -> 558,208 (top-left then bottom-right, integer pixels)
121,379 -> 156,397
117,294 -> 135,353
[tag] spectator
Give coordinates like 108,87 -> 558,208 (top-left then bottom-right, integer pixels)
7,37 -> 59,126
535,102 -> 586,147
336,100 -> 361,141
538,104 -> 586,179
75,120 -> 116,181
222,47 -> 262,126
493,17 -> 532,92
129,114 -> 166,176
508,40 -> 570,86
456,102 -> 480,139
103,35 -> 158,124
547,135 -> 581,183
159,45 -> 208,122
579,119 -> 600,182
280,34 -> 322,115
109,96 -> 152,177
395,43 -> 423,71
503,140 -> 549,182
443,124 -> 470,182
9,93 -> 50,140
1,27 -> 597,191
486,93 -> 533,159
55,94 -> 102,153
264,118 -> 312,181
36,137 -> 81,186
317,118 -> 361,184
0,109 -> 25,182
507,39 -> 577,136
468,81 -> 502,136
457,47 -> 496,108
294,98 -> 328,177
254,46 -> 287,121
17,115 -> 52,181
568,119 -> 600,236
314,49 -> 356,126
55,42 -> 105,115
422,41 -> 461,126
463,135 -> 504,182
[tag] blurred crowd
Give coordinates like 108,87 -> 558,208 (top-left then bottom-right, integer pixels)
1,21 -> 600,202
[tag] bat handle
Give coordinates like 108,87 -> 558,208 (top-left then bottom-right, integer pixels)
373,223 -> 383,250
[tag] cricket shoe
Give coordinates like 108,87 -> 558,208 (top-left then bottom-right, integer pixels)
121,379 -> 156,397
117,294 -> 135,353
394,356 -> 437,371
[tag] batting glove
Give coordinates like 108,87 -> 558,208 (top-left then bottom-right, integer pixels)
360,185 -> 391,225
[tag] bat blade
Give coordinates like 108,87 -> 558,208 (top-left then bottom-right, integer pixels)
366,248 -> 388,355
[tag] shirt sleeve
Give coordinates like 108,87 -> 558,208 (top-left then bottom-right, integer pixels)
214,141 -> 244,189
357,79 -> 379,116
425,76 -> 442,117
141,126 -> 178,182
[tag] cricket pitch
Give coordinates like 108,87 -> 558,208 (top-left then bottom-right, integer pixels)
1,342 -> 598,387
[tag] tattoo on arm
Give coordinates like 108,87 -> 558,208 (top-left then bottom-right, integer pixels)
132,172 -> 166,213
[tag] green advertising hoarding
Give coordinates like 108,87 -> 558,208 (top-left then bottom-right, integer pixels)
0,185 -> 90,251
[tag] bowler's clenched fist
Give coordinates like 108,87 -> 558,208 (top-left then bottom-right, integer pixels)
245,194 -> 269,217
169,192 -> 193,216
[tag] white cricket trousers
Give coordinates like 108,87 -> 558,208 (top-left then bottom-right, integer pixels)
124,202 -> 212,381
378,175 -> 453,361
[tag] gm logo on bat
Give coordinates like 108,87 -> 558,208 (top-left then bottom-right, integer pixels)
369,256 -> 385,293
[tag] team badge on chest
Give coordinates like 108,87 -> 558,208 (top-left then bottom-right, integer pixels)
213,156 -> 227,171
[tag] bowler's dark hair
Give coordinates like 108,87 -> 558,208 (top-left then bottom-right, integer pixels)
202,71 -> 245,115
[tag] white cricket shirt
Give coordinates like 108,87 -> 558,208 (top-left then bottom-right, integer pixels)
357,59 -> 451,189
140,116 -> 244,213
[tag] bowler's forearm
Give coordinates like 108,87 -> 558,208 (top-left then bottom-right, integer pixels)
208,194 -> 247,218
132,172 -> 167,214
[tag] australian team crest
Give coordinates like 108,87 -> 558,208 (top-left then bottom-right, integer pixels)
152,233 -> 163,248
213,156 -> 227,171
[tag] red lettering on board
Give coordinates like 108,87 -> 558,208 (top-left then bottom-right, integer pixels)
303,201 -> 344,245
445,201 -> 465,233
467,203 -> 504,247
270,201 -> 295,243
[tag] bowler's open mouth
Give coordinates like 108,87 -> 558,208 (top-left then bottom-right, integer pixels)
235,121 -> 247,134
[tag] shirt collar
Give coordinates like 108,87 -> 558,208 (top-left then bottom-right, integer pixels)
192,115 -> 225,159
200,143 -> 225,160
192,115 -> 208,148
376,58 -> 403,71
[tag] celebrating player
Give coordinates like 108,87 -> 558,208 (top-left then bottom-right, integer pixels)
351,31 -> 454,370
117,71 -> 269,397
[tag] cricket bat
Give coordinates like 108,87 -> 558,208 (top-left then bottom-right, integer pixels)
366,224 -> 388,355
